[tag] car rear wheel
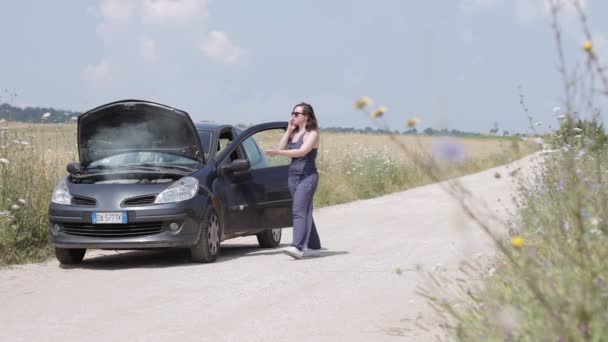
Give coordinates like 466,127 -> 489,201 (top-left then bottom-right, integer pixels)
55,247 -> 86,265
190,208 -> 220,263
257,228 -> 282,248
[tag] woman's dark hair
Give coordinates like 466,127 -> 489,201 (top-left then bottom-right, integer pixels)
290,102 -> 319,140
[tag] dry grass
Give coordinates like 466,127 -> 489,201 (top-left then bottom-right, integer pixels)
0,120 -> 534,265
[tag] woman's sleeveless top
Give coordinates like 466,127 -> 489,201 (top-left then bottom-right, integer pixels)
288,131 -> 318,175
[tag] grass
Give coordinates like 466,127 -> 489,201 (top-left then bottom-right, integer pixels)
416,125 -> 608,341
0,121 -> 535,265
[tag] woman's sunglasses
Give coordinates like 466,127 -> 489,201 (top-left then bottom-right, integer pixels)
291,112 -> 306,117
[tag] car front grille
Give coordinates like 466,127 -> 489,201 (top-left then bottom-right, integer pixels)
62,222 -> 164,238
122,195 -> 157,207
71,196 -> 97,207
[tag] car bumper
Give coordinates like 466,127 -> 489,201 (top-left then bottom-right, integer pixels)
48,197 -> 205,249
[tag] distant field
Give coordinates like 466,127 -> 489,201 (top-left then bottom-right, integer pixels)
0,120 -> 535,264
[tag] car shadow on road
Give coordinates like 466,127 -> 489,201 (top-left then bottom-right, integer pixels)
67,244 -> 348,270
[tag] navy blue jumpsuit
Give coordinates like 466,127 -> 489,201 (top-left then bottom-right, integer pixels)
287,131 -> 321,251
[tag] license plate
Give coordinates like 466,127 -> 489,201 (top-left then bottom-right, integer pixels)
92,212 -> 127,224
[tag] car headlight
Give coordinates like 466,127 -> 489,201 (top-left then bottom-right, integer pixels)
154,176 -> 199,204
51,178 -> 72,205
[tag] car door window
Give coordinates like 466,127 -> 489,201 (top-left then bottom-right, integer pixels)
244,129 -> 290,168
242,137 -> 264,169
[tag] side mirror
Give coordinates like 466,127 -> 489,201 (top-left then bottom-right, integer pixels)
219,159 -> 250,176
66,162 -> 81,174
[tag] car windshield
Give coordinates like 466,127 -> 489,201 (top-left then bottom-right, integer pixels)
198,130 -> 212,160
88,152 -> 200,169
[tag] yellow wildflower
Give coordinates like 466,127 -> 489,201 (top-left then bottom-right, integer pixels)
583,40 -> 593,52
511,236 -> 524,248
370,106 -> 387,119
354,97 -> 373,110
406,117 -> 420,128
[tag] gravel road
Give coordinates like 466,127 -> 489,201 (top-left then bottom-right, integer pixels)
0,153 -> 541,342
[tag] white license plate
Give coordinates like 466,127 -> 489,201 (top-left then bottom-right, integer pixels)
92,212 -> 127,224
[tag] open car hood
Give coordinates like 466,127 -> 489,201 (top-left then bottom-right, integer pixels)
78,100 -> 204,167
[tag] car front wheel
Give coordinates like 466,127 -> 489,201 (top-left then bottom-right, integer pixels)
190,208 -> 220,263
257,228 -> 282,248
55,247 -> 86,265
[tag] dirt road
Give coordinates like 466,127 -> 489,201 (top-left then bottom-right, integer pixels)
0,153 -> 541,342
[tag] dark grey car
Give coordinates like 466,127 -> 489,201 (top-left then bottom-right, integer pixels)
48,100 -> 292,264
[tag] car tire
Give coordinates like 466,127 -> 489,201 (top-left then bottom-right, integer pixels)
257,228 -> 282,248
54,247 -> 86,265
190,208 -> 220,263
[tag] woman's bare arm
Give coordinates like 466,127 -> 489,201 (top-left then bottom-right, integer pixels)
277,129 -> 291,150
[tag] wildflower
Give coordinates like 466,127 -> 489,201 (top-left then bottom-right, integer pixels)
406,117 -> 420,128
432,138 -> 466,162
370,106 -> 387,119
11,204 -> 20,210
583,40 -> 593,52
590,228 -> 602,235
0,158 -> 9,165
577,150 -> 586,158
18,198 -> 26,204
21,141 -> 30,146
42,112 -> 51,119
572,127 -> 583,133
590,217 -> 599,226
511,236 -> 524,248
354,97 -> 373,109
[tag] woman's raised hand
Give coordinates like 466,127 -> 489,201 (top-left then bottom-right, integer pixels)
287,118 -> 297,132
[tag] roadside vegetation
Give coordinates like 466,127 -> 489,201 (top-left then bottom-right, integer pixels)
392,1 -> 608,340
0,118 -> 533,265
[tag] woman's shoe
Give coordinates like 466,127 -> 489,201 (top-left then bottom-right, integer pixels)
282,246 -> 303,259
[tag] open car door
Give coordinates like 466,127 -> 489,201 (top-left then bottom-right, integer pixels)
216,122 -> 292,232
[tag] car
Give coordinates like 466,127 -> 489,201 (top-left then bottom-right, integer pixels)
48,99 -> 293,264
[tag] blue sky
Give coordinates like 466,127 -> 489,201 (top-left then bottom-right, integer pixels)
1,0 -> 607,133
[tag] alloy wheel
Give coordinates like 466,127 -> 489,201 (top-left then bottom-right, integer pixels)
272,228 -> 281,241
207,213 -> 220,255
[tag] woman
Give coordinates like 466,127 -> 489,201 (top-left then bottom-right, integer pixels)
265,102 -> 321,259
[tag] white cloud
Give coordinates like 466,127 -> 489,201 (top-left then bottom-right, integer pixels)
142,0 -> 208,23
96,0 -> 137,42
81,60 -> 112,87
100,0 -> 134,20
139,36 -> 157,63
199,31 -> 243,64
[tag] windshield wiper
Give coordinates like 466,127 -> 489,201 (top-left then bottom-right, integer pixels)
85,165 -> 161,172
137,163 -> 195,172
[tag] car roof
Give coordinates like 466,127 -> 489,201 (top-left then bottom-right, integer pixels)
194,122 -> 232,132
194,122 -> 244,135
